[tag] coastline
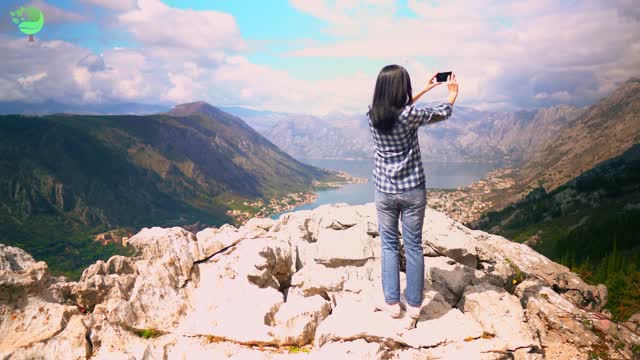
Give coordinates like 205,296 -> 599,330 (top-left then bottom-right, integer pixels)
427,167 -> 516,225
226,171 -> 369,225
223,161 -> 515,228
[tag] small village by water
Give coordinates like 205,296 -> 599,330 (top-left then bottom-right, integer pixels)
269,159 -> 503,221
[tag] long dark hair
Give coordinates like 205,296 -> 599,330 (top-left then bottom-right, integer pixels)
367,64 -> 412,131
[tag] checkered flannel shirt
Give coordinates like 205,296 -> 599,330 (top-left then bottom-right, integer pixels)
367,102 -> 453,193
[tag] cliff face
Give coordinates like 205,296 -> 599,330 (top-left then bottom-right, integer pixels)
1,203 -> 639,359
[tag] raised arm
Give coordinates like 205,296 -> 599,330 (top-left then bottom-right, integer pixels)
403,102 -> 453,127
411,72 -> 459,105
404,72 -> 458,128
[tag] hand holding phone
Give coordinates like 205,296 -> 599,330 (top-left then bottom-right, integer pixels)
424,72 -> 443,92
436,71 -> 452,83
416,71 -> 458,105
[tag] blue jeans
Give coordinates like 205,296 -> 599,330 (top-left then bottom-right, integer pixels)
375,183 -> 426,307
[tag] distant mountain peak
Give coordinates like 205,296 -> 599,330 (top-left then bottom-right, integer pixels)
166,101 -> 221,117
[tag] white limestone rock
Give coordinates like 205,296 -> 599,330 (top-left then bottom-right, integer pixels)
195,224 -> 244,260
270,293 -> 332,345
457,282 -> 538,350
0,202 -> 627,358
422,208 -> 480,267
0,244 -> 37,271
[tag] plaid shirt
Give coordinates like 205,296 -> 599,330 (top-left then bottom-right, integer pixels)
367,102 -> 453,193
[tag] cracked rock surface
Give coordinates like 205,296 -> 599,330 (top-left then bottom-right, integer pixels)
1,203 -> 638,359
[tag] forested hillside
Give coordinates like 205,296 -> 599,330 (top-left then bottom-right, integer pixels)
477,144 -> 640,319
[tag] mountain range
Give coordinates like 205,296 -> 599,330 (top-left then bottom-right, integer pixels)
0,97 -> 595,166
478,78 -> 640,208
512,78 -> 640,192
221,102 -> 586,164
2,78 -> 639,357
0,102 -> 336,277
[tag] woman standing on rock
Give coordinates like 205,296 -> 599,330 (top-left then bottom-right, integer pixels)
367,65 -> 458,320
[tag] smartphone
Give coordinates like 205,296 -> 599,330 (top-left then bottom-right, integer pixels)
436,71 -> 452,83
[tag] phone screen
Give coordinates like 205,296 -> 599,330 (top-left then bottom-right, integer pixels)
436,72 -> 452,82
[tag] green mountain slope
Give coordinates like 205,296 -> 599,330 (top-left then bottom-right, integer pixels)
478,78 -> 640,211
477,143 -> 640,319
516,78 -> 640,193
0,102 -> 335,278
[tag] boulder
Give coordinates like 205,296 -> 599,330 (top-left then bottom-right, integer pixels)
3,315 -> 91,360
0,244 -> 36,271
127,227 -> 200,287
423,208 -> 480,267
72,256 -> 137,309
625,312 -> 640,332
311,225 -> 377,267
195,224 -> 244,260
86,227 -> 200,330
474,233 -> 607,311
457,283 -> 538,350
424,256 -> 481,306
270,293 -> 332,345
0,299 -> 79,353
175,236 -> 294,344
515,279 -> 599,348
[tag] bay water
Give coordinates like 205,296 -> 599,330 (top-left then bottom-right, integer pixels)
270,159 -> 499,219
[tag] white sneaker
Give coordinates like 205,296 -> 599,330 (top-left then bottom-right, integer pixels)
400,293 -> 422,319
406,304 -> 422,320
374,300 -> 402,318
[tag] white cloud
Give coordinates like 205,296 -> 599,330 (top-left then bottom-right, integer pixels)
285,0 -> 640,109
0,31 -> 369,115
118,0 -> 246,51
6,0 -> 242,105
17,72 -> 47,86
206,55 -> 372,115
0,36 -> 93,102
0,77 -> 27,101
1,0 -> 637,115
534,91 -> 571,101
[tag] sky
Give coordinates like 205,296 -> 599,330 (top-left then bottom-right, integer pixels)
0,0 -> 638,116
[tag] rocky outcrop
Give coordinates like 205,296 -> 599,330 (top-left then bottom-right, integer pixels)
1,203 -> 639,359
